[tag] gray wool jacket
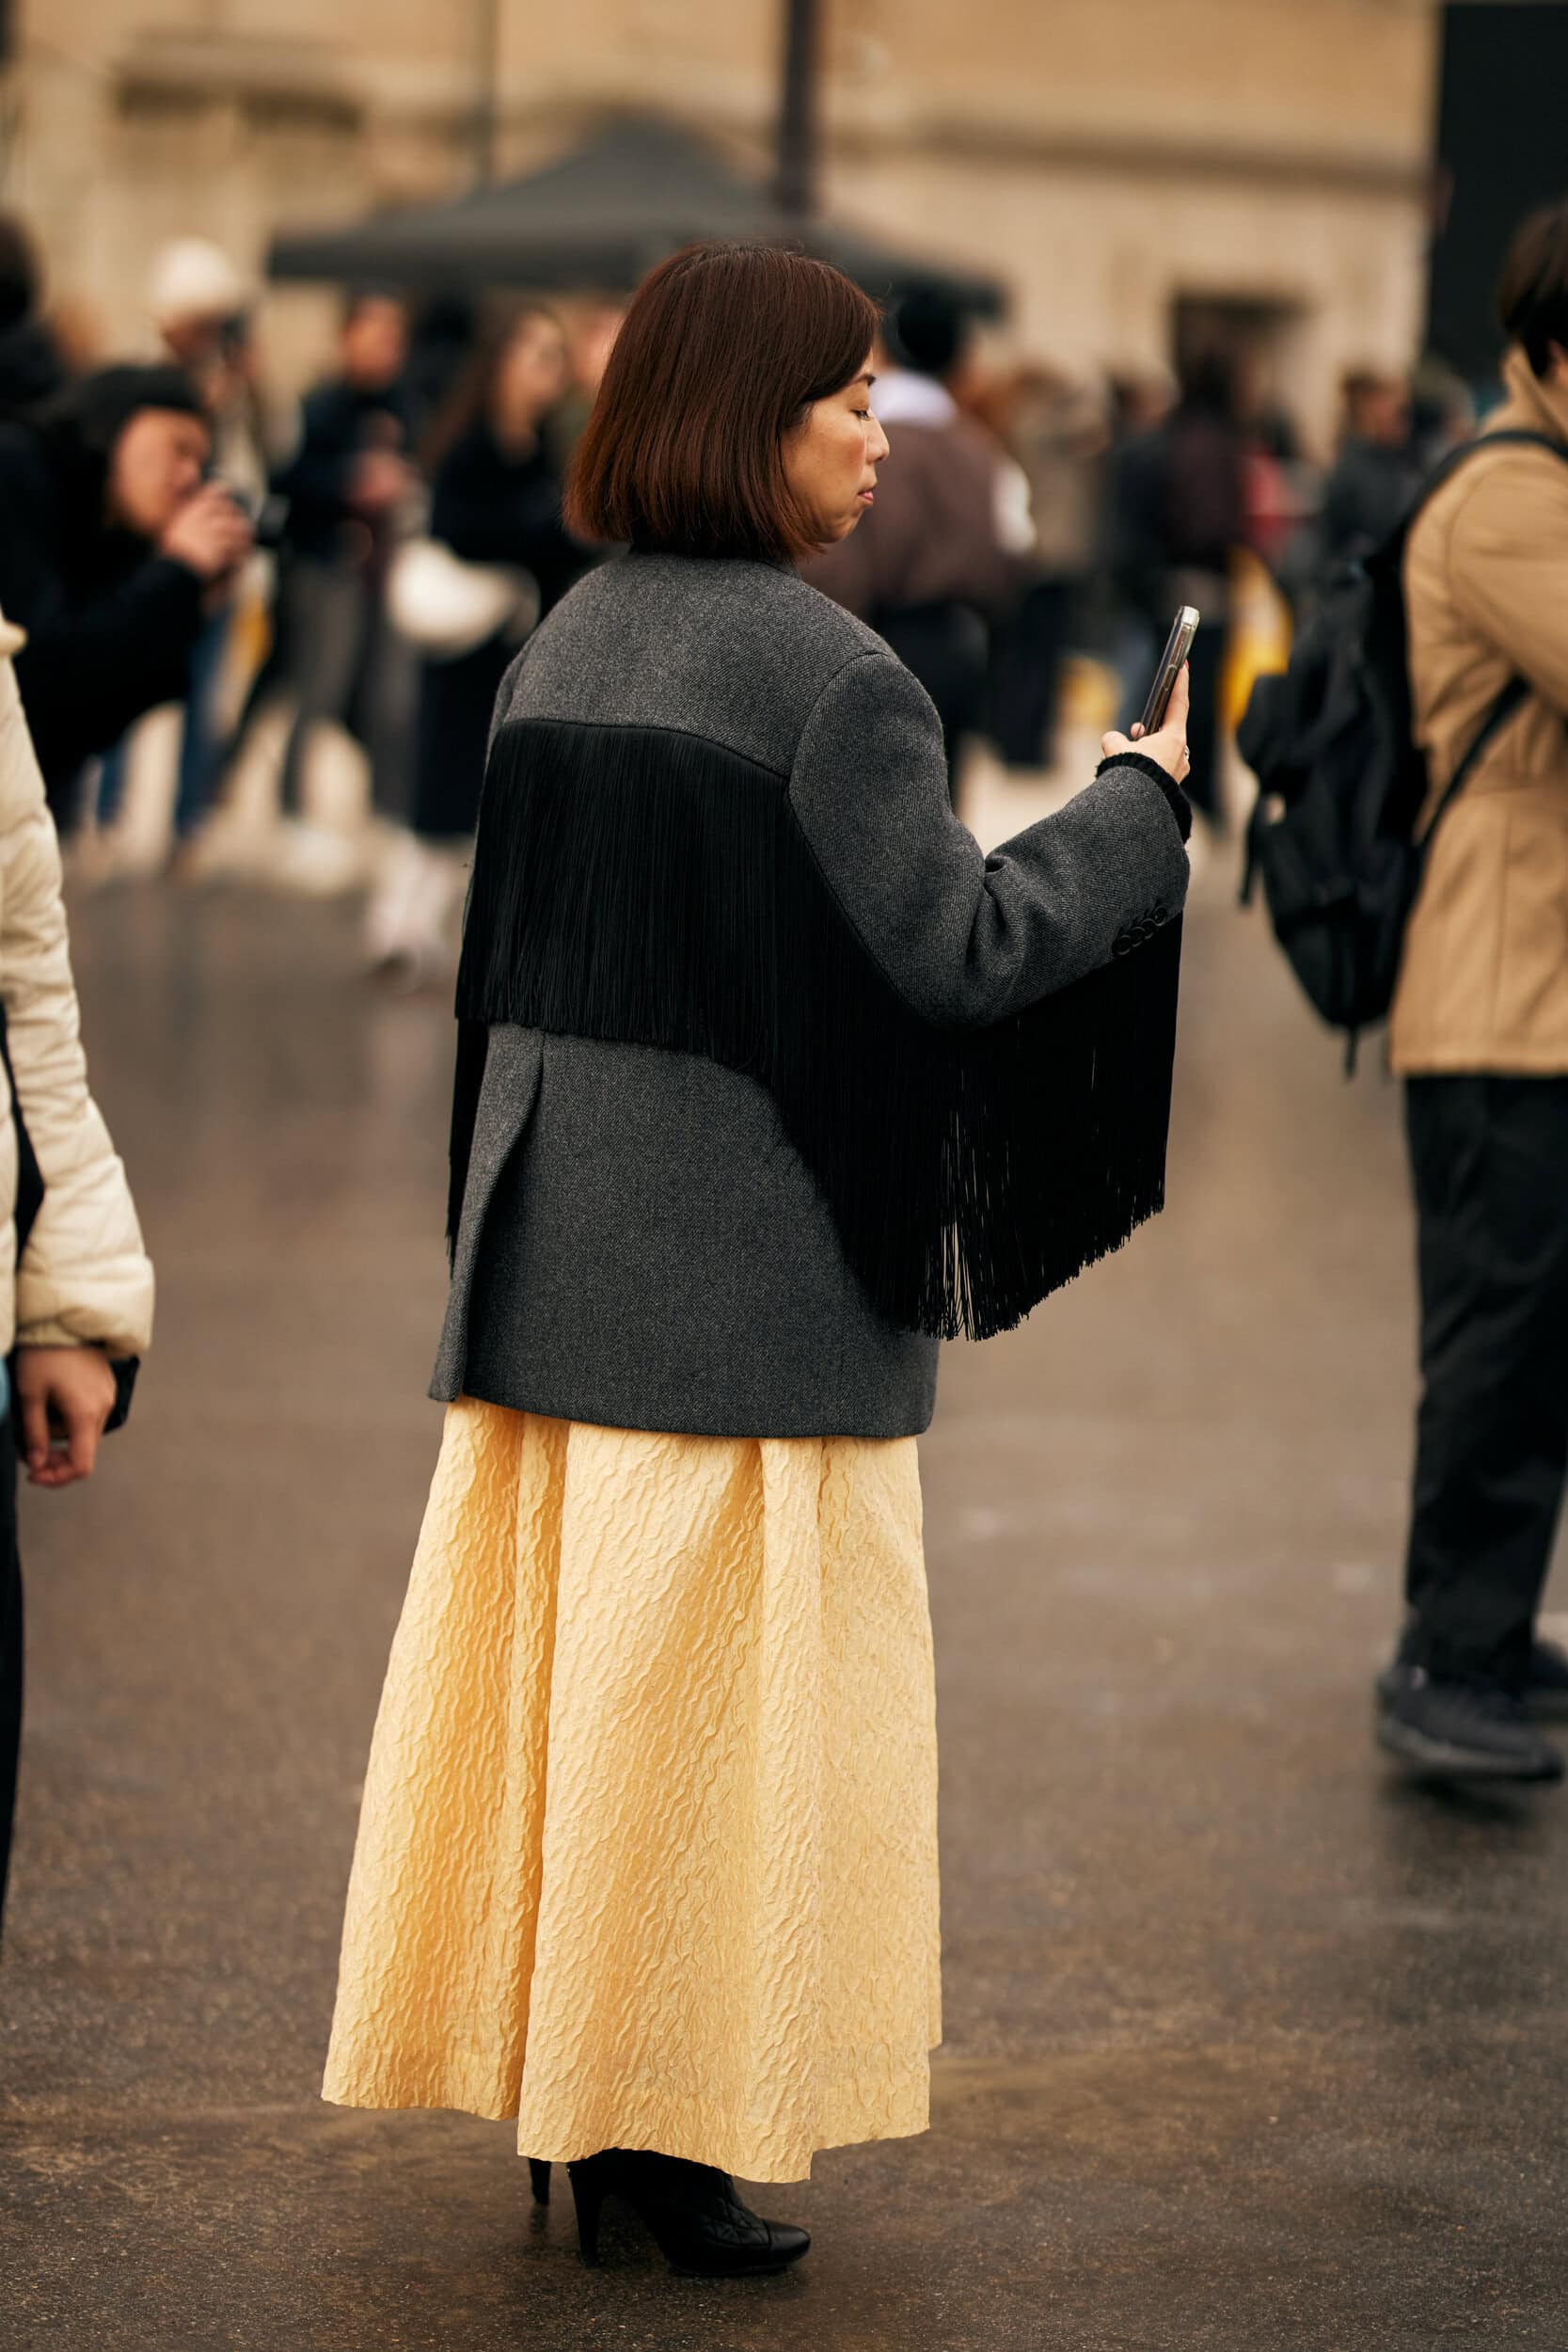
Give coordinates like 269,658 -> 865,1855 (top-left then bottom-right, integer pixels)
431,550 -> 1190,1441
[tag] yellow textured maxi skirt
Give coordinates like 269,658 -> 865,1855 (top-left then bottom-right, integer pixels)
322,1397 -> 942,2183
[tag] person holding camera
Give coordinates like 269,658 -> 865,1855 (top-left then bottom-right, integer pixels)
0,364 -> 253,829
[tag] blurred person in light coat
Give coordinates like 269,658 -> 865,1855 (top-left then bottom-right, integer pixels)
149,240 -> 277,866
90,241 -> 279,868
0,607 -> 156,1937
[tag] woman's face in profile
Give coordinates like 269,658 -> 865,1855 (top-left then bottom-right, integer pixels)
783,352 -> 889,548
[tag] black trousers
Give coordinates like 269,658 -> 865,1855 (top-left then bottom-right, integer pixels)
876,603 -> 989,809
0,1404 -> 19,1938
276,555 -> 415,823
1402,1075 -> 1568,1689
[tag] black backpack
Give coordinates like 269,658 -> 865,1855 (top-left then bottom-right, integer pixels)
1237,431 -> 1568,1068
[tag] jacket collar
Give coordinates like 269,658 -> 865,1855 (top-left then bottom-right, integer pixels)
1493,345 -> 1568,445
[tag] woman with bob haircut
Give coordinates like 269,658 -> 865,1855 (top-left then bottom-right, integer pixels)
323,242 -> 1192,2277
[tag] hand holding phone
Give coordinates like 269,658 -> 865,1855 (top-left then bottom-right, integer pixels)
1138,606 -> 1200,737
1100,606 -> 1196,787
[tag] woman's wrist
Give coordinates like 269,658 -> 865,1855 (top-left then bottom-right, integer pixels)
1095,749 -> 1193,843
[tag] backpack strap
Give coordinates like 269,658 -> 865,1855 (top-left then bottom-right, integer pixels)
1418,674 -> 1530,849
1374,426 -> 1568,581
1407,426 -> 1568,531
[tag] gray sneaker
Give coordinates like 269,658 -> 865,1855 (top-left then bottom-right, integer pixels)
1375,1662 -> 1564,1783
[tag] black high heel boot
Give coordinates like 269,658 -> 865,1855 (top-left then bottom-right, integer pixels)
566,2148 -> 810,2277
528,2159 -> 551,2206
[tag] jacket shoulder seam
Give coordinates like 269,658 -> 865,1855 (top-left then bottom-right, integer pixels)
790,647 -> 901,753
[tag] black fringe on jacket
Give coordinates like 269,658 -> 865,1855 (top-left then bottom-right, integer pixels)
449,716 -> 1182,1342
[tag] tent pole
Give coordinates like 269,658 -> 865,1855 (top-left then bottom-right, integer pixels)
775,0 -> 819,220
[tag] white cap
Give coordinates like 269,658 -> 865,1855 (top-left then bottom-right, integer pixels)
148,238 -> 249,327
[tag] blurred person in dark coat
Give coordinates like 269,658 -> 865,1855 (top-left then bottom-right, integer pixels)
0,366 -> 252,827
1319,368 -> 1420,570
403,294 -> 480,447
411,308 -> 581,837
800,286 -> 1026,803
1108,353 -> 1245,831
367,307 -> 583,984
0,215 -> 69,430
270,293 -> 417,843
1408,354 -> 1476,471
975,362 -> 1108,770
1094,369 -> 1176,713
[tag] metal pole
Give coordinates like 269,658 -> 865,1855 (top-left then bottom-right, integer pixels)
775,0 -> 818,220
473,0 -> 499,187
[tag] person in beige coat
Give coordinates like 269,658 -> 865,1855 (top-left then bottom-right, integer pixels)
1376,199 -> 1568,1783
0,602 -> 155,1931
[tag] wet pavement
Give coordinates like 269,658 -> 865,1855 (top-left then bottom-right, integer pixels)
3,834 -> 1567,2351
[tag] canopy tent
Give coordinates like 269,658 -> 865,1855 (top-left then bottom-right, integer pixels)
266,115 -> 1006,318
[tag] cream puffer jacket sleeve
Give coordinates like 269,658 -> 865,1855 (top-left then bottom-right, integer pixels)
0,609 -> 154,1358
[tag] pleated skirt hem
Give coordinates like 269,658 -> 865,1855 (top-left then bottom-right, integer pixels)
322,2035 -> 942,2184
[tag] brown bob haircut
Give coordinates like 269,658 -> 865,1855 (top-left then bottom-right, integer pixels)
565,242 -> 879,564
1497,198 -> 1568,377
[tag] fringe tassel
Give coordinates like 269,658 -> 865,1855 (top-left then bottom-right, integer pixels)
451,717 -> 1181,1340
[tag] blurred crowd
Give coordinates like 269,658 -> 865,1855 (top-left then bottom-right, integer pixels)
0,206 -> 1484,977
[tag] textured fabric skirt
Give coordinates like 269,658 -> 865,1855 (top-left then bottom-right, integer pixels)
321,1397 -> 942,2183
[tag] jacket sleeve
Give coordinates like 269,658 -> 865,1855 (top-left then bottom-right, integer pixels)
1446,454 -> 1568,718
0,633 -> 154,1354
787,649 -> 1190,1029
10,560 -> 204,789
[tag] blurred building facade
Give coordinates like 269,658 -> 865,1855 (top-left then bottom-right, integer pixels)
6,0 -> 1439,444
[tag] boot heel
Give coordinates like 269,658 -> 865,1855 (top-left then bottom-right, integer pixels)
567,2162 -> 606,2265
528,2158 -> 550,2206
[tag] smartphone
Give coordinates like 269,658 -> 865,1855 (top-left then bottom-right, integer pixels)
1138,606 -> 1200,736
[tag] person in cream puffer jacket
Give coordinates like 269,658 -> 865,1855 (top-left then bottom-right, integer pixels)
0,601 -> 154,1931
